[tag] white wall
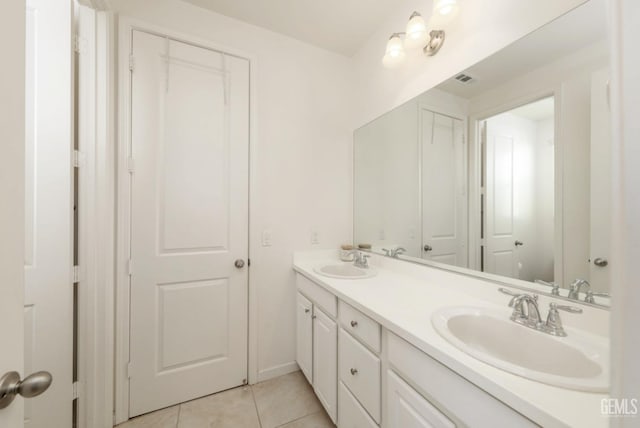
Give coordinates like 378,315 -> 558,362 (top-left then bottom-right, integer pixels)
351,0 -> 588,128
610,0 -> 640,421
108,0 -> 353,381
106,0 -> 601,386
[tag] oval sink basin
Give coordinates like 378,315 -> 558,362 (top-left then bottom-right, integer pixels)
314,263 -> 377,279
432,307 -> 609,392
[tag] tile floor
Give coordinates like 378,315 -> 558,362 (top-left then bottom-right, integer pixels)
116,371 -> 335,428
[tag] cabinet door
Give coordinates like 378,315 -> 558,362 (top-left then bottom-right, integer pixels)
313,307 -> 337,423
387,370 -> 455,428
296,292 -> 313,383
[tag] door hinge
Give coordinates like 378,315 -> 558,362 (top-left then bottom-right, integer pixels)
74,34 -> 87,54
127,156 -> 135,174
129,54 -> 135,72
73,265 -> 81,283
127,259 -> 134,276
127,362 -> 133,379
73,150 -> 85,168
72,381 -> 81,400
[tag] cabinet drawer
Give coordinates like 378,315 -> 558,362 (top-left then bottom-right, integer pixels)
339,328 -> 381,423
339,301 -> 381,353
296,273 -> 337,318
338,381 -> 378,428
387,333 -> 537,427
387,370 -> 455,428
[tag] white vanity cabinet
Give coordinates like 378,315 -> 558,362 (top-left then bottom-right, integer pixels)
296,272 -> 538,428
295,275 -> 338,423
386,370 -> 455,428
313,306 -> 337,422
296,292 -> 313,383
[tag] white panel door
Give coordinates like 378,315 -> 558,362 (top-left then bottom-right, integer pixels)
590,68 -> 611,293
24,0 -> 74,426
484,122 -> 519,278
0,1 -> 26,427
386,370 -> 455,428
312,307 -> 337,423
128,31 -> 249,416
296,293 -> 313,384
421,109 -> 467,266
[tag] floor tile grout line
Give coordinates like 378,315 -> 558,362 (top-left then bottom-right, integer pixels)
273,411 -> 321,428
175,403 -> 181,428
249,385 -> 264,428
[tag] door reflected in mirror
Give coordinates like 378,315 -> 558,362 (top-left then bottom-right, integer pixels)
353,0 -> 611,306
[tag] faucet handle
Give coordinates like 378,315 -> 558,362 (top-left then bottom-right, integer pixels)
584,291 -> 610,304
498,288 -> 520,297
544,303 -> 582,337
535,279 -> 560,296
551,303 -> 583,314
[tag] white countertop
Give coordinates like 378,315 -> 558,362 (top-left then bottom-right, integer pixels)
293,250 -> 611,428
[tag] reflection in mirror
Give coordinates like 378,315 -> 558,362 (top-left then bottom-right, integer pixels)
353,0 -> 610,306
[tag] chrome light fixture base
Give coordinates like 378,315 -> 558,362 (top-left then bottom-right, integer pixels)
423,30 -> 445,56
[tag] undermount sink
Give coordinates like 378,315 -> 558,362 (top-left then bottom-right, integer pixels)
314,263 -> 377,279
432,307 -> 609,392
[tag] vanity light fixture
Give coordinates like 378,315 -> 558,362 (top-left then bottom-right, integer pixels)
382,0 -> 459,68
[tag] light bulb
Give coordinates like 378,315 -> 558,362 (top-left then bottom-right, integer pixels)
404,12 -> 429,50
432,0 -> 459,27
382,34 -> 406,68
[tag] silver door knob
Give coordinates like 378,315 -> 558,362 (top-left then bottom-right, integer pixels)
0,371 -> 52,409
423,245 -> 433,252
234,259 -> 245,268
593,258 -> 608,267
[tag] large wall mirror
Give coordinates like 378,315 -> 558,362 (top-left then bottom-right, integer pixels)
354,0 -> 611,307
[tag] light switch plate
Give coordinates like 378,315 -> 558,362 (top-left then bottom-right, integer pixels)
262,229 -> 272,247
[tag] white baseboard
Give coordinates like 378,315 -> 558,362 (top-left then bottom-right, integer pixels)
256,361 -> 300,383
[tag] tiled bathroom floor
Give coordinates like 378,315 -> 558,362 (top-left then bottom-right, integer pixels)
116,371 -> 335,428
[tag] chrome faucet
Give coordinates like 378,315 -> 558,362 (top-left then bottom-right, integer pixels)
382,247 -> 406,258
568,279 -> 590,300
499,288 -> 582,336
348,250 -> 371,269
507,293 -> 542,328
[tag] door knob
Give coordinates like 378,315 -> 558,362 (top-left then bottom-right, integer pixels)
0,371 -> 52,409
423,245 -> 433,252
593,258 -> 608,267
234,259 -> 245,268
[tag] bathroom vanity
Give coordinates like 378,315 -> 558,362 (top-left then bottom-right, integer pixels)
293,251 -> 609,428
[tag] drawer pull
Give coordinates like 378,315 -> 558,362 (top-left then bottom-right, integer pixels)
350,368 -> 358,376
312,315 -> 317,319
304,308 -> 310,313
350,320 -> 358,328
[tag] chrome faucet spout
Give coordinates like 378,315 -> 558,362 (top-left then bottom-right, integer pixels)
568,279 -> 590,300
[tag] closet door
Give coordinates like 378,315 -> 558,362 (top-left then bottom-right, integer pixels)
128,30 -> 249,416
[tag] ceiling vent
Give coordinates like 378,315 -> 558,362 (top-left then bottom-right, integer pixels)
454,73 -> 476,85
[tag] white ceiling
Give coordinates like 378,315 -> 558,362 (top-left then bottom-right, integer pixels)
181,0 -> 405,56
437,0 -> 607,99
